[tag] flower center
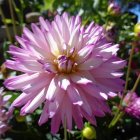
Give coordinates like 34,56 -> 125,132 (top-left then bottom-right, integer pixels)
56,55 -> 77,74
38,48 -> 78,74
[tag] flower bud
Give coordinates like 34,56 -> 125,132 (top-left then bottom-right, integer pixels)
134,23 -> 140,38
82,126 -> 96,140
107,2 -> 121,16
16,115 -> 25,122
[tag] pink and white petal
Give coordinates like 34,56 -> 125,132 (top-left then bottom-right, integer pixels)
62,12 -> 69,26
67,85 -> 83,106
20,101 -> 31,116
46,76 -> 58,101
23,75 -> 52,94
95,78 -> 124,92
46,32 -> 60,56
17,59 -> 43,72
51,21 -> 64,50
99,44 -> 119,59
16,36 -> 28,49
70,71 -> 95,85
61,97 -> 72,130
91,67 -> 124,78
54,15 -> 62,33
23,27 -> 37,44
77,87 -> 92,116
78,56 -> 103,70
39,17 -> 50,32
12,91 -> 39,107
81,109 -> 96,125
102,59 -> 126,70
5,60 -> 32,73
76,45 -> 94,63
108,92 -> 117,98
58,75 -> 70,90
80,84 -> 105,100
99,92 -> 108,100
68,24 -> 80,49
85,22 -> 95,33
38,102 -> 49,126
61,14 -> 70,42
31,23 -> 46,41
51,111 -> 61,134
87,97 -> 106,116
8,45 -> 33,59
72,106 -> 83,129
24,88 -> 47,113
4,73 -> 40,90
48,89 -> 65,118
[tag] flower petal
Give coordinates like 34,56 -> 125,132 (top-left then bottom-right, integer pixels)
67,85 -> 83,106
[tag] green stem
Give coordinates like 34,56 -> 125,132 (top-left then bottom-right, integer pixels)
64,117 -> 67,140
131,74 -> 140,92
0,5 -> 12,42
108,109 -> 120,128
109,112 -> 124,128
124,44 -> 135,92
8,0 -> 17,36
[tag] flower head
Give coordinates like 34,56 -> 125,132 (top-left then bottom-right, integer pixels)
4,13 -> 125,133
123,92 -> 140,119
108,1 -> 121,16
0,88 -> 11,136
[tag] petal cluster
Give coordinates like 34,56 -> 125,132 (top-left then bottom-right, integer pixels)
0,88 -> 11,136
123,92 -> 140,119
4,13 -> 125,133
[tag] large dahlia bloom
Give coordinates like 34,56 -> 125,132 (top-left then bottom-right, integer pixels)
4,13 -> 125,133
0,88 -> 11,136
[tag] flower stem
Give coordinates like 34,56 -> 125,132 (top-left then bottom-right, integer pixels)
109,111 -> 124,128
124,44 -> 135,92
131,74 -> 140,92
8,0 -> 17,36
0,5 -> 12,42
64,116 -> 67,140
81,136 -> 84,140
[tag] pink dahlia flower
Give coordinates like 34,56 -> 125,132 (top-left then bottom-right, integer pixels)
4,13 -> 125,133
0,88 -> 11,136
123,92 -> 140,119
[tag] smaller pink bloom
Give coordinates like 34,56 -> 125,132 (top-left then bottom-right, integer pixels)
123,92 -> 140,119
0,88 -> 11,136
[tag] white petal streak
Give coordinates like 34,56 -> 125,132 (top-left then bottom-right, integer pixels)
46,76 -> 58,101
4,73 -> 40,90
25,88 -> 46,113
46,32 -> 60,56
58,75 -> 70,90
70,72 -> 94,85
76,45 -> 94,63
68,25 -> 80,48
